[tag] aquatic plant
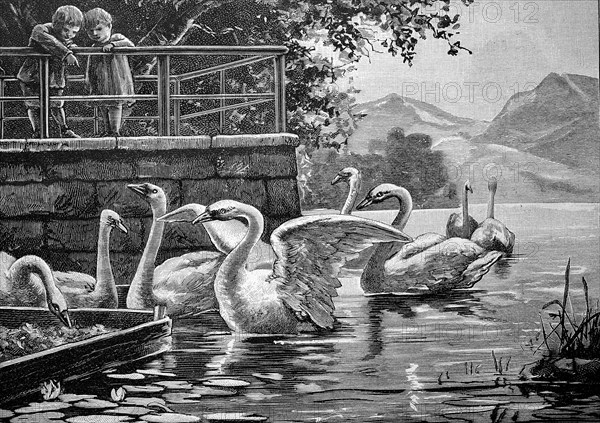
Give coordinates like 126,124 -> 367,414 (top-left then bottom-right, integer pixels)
528,259 -> 600,383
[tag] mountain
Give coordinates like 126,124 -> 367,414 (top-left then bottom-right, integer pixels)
347,93 -> 488,154
472,73 -> 599,171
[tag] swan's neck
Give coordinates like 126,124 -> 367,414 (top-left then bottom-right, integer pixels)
9,258 -> 54,306
389,187 -> 413,230
462,188 -> 470,238
128,201 -> 166,308
487,187 -> 496,219
341,175 -> 361,215
95,224 -> 117,302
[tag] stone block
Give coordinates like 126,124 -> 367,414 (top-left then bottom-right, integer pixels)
0,162 -> 44,182
182,179 -> 267,212
266,178 -> 301,216
119,136 -> 211,150
23,138 -> 117,152
97,180 -> 179,217
216,152 -> 250,178
0,181 -> 98,218
46,157 -> 135,181
0,219 -> 45,252
212,133 -> 299,148
47,218 -> 142,252
248,147 -> 297,178
134,151 -> 215,179
0,140 -> 28,152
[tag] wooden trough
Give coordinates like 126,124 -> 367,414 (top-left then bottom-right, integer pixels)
0,306 -> 172,404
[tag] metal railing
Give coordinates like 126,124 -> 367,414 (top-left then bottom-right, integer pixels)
0,45 -> 287,138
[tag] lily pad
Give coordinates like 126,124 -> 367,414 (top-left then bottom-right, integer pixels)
10,411 -> 64,423
202,379 -> 250,388
140,413 -> 201,422
59,394 -> 97,402
204,413 -> 267,422
107,373 -> 146,380
136,369 -> 177,377
67,415 -> 133,423
14,402 -> 71,414
0,409 -> 15,419
122,385 -> 165,394
252,373 -> 283,382
74,399 -> 119,409
123,397 -> 166,407
104,406 -> 152,416
153,381 -> 193,390
190,387 -> 237,397
244,392 -> 281,401
162,393 -> 203,404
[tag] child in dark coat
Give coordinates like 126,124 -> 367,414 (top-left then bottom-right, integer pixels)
17,5 -> 83,138
84,8 -> 135,137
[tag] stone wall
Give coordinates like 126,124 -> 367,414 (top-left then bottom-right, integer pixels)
0,133 -> 300,283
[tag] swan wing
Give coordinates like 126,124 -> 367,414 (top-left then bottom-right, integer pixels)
153,250 -> 224,316
269,214 -> 412,329
393,232 -> 447,260
54,271 -> 96,293
384,238 -> 499,292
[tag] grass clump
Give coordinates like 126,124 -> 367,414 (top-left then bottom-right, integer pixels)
528,259 -> 600,383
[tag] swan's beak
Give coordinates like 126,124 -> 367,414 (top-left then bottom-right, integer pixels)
58,310 -> 72,328
331,174 -> 344,185
157,204 -> 206,223
192,210 -> 213,225
116,220 -> 128,234
127,183 -> 148,197
356,197 -> 373,210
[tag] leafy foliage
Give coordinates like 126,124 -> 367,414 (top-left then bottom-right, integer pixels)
0,0 -> 473,147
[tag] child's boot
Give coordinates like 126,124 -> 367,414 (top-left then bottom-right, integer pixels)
51,107 -> 80,138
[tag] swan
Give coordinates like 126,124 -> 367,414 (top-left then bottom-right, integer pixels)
56,210 -> 128,308
158,199 -> 413,334
125,183 -> 274,316
331,167 -> 362,215
471,177 -> 515,253
356,184 -> 503,293
446,180 -> 479,238
0,255 -> 71,327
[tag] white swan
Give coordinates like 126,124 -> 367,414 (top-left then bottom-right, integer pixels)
356,184 -> 503,293
0,255 -> 71,327
56,210 -> 128,308
471,177 -> 515,253
446,180 -> 479,238
158,199 -> 413,334
125,183 -> 274,316
331,167 -> 362,215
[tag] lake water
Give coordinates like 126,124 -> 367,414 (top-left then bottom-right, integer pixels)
3,203 -> 599,422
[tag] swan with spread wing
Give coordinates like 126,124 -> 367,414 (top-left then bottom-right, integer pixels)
471,177 -> 515,253
158,200 -> 413,334
0,255 -> 71,327
357,183 -> 503,294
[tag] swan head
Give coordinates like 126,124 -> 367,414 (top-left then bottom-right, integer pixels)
464,180 -> 473,194
191,200 -> 241,224
487,177 -> 498,192
47,288 -> 72,328
356,183 -> 398,209
101,209 -> 128,234
127,183 -> 166,208
331,167 -> 360,185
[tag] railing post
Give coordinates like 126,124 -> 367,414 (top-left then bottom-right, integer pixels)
0,77 -> 4,139
219,69 -> 225,133
273,54 -> 286,132
173,80 -> 180,136
157,55 -> 170,136
39,57 -> 50,138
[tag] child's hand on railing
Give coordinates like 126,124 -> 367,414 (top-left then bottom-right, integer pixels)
103,43 -> 115,52
65,52 -> 79,67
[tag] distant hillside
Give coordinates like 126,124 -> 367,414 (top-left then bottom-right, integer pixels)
348,93 -> 488,154
473,73 -> 599,172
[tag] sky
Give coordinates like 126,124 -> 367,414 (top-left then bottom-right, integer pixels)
324,0 -> 599,121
